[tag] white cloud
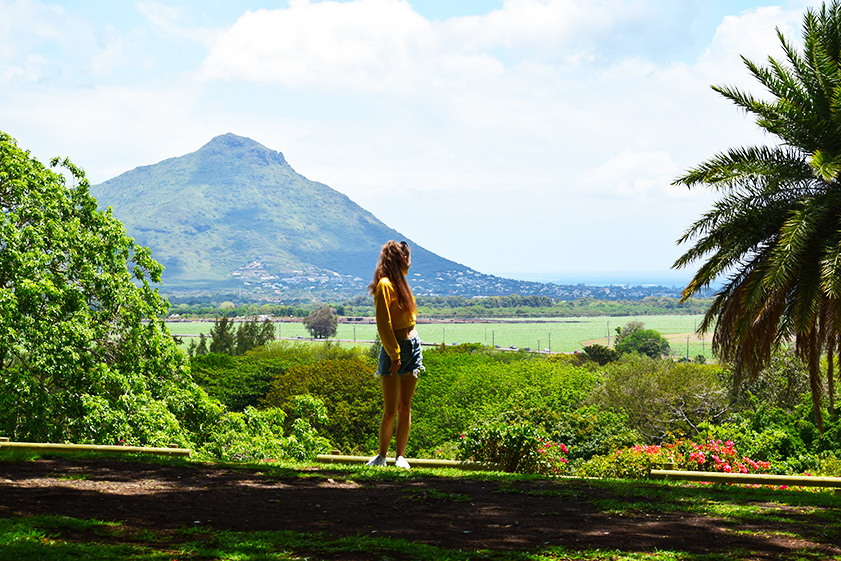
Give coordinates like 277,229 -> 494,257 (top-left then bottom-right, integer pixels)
199,0 -> 436,90
697,6 -> 803,89
579,150 -> 682,198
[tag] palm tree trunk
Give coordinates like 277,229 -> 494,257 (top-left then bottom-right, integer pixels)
829,335 -> 838,421
809,330 -> 824,433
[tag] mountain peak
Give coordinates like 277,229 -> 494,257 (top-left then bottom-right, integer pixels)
198,133 -> 288,167
89,134 -> 468,293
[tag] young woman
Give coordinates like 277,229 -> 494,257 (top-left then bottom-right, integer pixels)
366,240 -> 424,469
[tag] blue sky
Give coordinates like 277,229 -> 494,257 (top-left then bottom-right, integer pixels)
0,0 -> 824,284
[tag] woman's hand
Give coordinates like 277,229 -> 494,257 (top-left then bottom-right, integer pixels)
389,357 -> 402,375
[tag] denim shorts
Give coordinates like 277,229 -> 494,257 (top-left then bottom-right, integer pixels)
377,335 -> 425,378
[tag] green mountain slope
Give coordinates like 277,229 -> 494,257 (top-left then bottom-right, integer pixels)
90,134 -> 468,295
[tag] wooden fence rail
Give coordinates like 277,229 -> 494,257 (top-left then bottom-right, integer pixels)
651,468 -> 841,491
0,438 -> 191,457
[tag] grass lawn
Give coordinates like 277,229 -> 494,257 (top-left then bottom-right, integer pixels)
168,314 -> 714,359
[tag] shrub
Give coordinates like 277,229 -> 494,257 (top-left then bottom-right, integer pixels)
412,347 -> 600,455
190,341 -> 365,412
721,349 -> 811,412
811,451 -> 841,477
542,406 -> 641,462
457,418 -> 568,475
576,447 -> 658,479
576,439 -> 772,479
189,353 -> 281,412
591,356 -> 728,441
262,355 -> 380,453
196,400 -> 330,462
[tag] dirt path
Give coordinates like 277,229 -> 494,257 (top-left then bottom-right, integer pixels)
0,457 -> 839,558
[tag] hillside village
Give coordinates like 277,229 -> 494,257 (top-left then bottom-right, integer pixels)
229,258 -> 683,301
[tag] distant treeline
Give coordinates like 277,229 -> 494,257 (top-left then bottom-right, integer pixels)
167,293 -> 712,319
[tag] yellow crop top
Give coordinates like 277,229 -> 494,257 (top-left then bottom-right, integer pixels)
373,277 -> 416,360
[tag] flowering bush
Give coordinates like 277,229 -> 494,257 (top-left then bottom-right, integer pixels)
456,420 -> 568,475
677,440 -> 771,474
576,439 -> 773,479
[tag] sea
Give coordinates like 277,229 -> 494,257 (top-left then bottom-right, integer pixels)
499,270 -> 710,289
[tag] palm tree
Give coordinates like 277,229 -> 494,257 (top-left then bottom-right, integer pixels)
674,2 -> 841,432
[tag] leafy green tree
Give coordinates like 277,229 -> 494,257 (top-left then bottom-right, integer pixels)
614,320 -> 644,346
0,130 -> 217,446
303,305 -> 338,339
583,344 -> 620,366
209,316 -> 236,354
593,356 -> 728,441
614,329 -> 671,359
673,2 -> 841,431
188,333 -> 209,357
235,318 -> 275,355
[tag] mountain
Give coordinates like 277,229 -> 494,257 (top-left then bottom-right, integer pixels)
90,133 -> 475,298
90,133 -> 685,302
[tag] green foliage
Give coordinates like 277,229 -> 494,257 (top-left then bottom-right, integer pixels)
189,352 -> 280,412
583,344 -> 620,366
303,306 -> 338,339
722,349 -> 811,412
412,346 -> 600,455
576,448 -> 658,479
195,403 -> 330,462
456,417 -> 568,474
262,350 -> 380,453
209,316 -> 236,354
614,320 -> 644,345
236,318 -> 275,354
0,130 -> 217,448
189,340 -> 351,411
541,406 -> 641,462
189,317 -> 275,357
614,328 -> 671,359
811,451 -> 841,477
592,356 -> 728,441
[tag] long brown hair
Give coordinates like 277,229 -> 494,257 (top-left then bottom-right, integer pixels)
369,240 -> 416,314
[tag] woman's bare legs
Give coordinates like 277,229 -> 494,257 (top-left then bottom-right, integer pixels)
378,374 -> 418,458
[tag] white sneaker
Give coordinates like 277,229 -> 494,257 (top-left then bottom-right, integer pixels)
366,454 -> 387,467
395,456 -> 411,469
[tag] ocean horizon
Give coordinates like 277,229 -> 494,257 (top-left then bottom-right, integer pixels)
499,270 -> 707,289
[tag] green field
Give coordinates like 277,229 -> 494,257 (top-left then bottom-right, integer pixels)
168,314 -> 714,359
